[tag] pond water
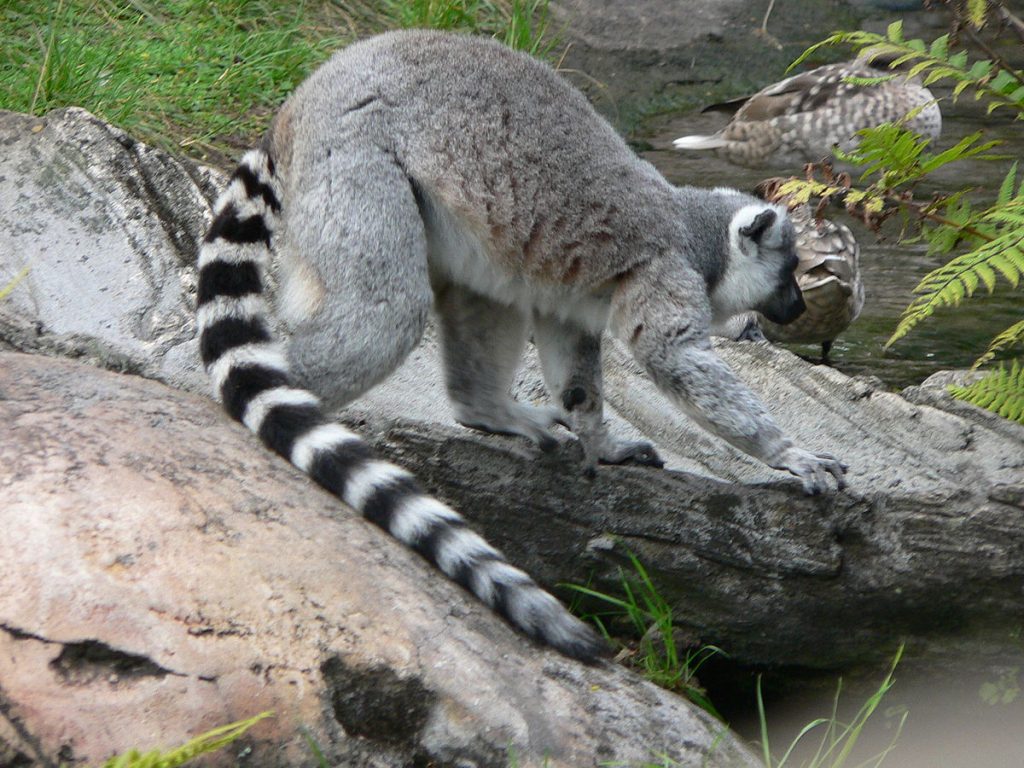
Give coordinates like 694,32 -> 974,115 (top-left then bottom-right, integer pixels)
639,100 -> 1023,390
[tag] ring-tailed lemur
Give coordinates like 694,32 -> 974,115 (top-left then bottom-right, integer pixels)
197,30 -> 846,662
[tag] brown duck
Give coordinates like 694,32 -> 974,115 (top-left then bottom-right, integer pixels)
673,56 -> 941,168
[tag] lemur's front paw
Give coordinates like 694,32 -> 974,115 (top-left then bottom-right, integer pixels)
599,439 -> 664,469
771,446 -> 847,495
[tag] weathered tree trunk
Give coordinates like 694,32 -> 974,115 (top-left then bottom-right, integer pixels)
352,337 -> 1024,670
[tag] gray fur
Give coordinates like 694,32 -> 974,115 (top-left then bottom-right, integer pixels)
270,31 -> 844,491
200,30 -> 846,660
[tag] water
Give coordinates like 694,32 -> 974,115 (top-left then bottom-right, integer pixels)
639,102 -> 1023,390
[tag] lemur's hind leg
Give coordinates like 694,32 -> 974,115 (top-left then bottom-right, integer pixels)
533,313 -> 663,473
280,144 -> 432,410
436,284 -> 563,451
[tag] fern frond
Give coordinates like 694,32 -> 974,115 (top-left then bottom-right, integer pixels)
950,360 -> 1024,424
100,711 -> 273,768
975,319 -> 1024,367
887,230 -> 1024,346
793,14 -> 1024,367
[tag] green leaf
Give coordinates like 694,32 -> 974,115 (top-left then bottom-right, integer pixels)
950,361 -> 1024,424
975,262 -> 997,292
907,60 -> 934,79
919,132 -> 1001,174
987,252 -> 1024,288
843,73 -> 898,87
928,35 -> 948,59
967,0 -> 988,27
886,20 -> 904,42
953,79 -> 975,98
976,320 -> 1024,367
968,59 -> 993,79
997,162 -> 1019,205
787,32 -> 850,71
992,70 -> 1018,94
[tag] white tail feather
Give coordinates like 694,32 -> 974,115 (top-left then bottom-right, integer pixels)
672,134 -> 728,151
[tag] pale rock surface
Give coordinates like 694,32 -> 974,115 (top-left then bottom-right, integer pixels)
0,351 -> 758,768
0,107 -> 214,394
3,91 -> 1024,768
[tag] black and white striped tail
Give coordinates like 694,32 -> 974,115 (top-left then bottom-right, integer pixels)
196,149 -> 607,662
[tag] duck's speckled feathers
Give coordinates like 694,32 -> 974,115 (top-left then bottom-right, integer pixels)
675,57 -> 942,168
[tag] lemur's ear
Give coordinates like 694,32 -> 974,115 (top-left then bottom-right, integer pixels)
738,207 -> 777,242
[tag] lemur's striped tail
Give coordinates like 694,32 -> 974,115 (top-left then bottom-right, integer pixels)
196,149 -> 607,662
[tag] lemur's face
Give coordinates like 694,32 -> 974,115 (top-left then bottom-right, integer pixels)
717,204 -> 806,325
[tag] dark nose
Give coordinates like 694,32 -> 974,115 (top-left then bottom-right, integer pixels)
762,284 -> 805,325
782,288 -> 806,323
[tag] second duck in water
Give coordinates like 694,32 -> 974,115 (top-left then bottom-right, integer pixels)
673,55 -> 942,168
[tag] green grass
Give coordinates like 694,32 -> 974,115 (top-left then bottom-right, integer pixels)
380,0 -> 556,55
0,0 -> 557,164
385,0 -> 481,29
565,551 -> 724,719
568,552 -> 906,768
755,647 -> 906,768
0,1 -> 362,163
300,726 -> 332,768
604,648 -> 905,768
0,265 -> 30,301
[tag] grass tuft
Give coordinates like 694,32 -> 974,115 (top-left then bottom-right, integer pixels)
757,645 -> 906,768
99,711 -> 273,767
565,551 -> 724,719
1,1 -> 356,163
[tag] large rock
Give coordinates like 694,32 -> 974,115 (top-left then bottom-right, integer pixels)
0,107 -> 214,394
0,351 -> 757,768
2,101 -> 1023,678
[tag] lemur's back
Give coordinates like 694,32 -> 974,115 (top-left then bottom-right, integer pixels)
269,31 -> 673,289
281,30 -> 629,175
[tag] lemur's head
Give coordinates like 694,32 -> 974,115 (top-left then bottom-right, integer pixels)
713,202 -> 805,326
